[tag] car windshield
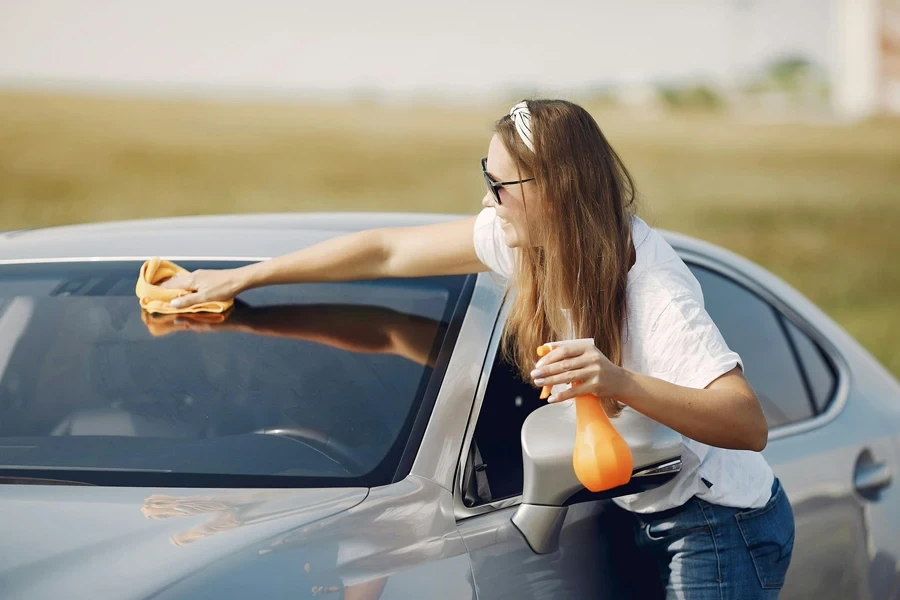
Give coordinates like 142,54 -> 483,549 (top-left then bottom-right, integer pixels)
0,261 -> 473,488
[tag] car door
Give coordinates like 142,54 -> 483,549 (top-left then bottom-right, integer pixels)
685,258 -> 900,600
453,307 -> 663,600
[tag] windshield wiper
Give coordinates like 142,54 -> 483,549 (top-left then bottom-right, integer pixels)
0,465 -> 173,487
0,475 -> 95,486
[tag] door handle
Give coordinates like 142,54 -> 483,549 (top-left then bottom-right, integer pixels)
854,459 -> 892,494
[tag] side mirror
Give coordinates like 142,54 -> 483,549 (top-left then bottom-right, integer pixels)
511,401 -> 682,554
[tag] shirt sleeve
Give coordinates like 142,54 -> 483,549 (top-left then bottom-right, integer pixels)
644,293 -> 744,390
472,207 -> 515,279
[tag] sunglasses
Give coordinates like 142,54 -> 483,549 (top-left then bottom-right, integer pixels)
482,157 -> 535,205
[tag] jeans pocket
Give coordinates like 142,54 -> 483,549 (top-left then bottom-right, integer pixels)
734,482 -> 795,589
643,500 -> 710,541
645,520 -> 709,541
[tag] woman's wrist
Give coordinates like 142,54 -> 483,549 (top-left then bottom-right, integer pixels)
609,366 -> 638,405
235,262 -> 265,293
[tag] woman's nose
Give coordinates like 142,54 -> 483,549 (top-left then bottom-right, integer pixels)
482,192 -> 495,208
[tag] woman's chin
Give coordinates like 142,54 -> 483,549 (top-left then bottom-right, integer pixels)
500,221 -> 527,248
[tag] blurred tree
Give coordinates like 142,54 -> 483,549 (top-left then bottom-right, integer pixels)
742,55 -> 830,103
656,84 -> 726,112
769,57 -> 815,90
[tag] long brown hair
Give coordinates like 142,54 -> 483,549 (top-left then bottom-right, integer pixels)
497,99 -> 637,417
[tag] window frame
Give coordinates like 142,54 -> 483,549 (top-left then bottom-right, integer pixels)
688,263 -> 819,426
679,250 -> 850,441
780,316 -> 838,415
453,294 -> 525,521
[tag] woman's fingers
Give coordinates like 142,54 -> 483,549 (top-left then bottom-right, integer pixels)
535,344 -> 577,368
548,382 -> 596,404
171,293 -> 202,308
535,339 -> 594,368
533,366 -> 593,388
160,269 -> 242,308
160,274 -> 193,290
532,353 -> 592,379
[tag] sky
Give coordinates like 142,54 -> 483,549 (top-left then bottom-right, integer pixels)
0,0 -> 833,101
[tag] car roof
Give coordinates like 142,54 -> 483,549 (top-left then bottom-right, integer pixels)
1,210 -> 716,261
0,212 -> 464,262
0,211 -> 784,301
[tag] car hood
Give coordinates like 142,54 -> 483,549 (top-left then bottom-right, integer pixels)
0,484 -> 368,599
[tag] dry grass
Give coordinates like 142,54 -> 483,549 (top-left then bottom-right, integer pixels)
1,90 -> 899,377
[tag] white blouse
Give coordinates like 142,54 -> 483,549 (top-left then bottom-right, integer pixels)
473,207 -> 774,512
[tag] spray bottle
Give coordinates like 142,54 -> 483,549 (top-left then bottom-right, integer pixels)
537,343 -> 633,492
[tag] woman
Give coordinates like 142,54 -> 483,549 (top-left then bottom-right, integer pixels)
164,99 -> 795,598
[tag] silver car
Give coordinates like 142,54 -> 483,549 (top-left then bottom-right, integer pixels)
1,213 -> 898,600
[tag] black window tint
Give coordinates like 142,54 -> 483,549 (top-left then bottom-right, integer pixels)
688,265 -> 815,427
783,318 -> 836,413
0,261 -> 471,488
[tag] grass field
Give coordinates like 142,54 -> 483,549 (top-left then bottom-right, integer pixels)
1,90 -> 899,377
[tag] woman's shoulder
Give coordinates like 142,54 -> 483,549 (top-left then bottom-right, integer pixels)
627,218 -> 708,330
625,219 -> 741,387
630,221 -> 702,294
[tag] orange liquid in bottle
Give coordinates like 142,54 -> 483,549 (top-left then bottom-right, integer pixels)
537,344 -> 633,492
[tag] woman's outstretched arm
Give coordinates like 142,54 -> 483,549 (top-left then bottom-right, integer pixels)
164,215 -> 487,307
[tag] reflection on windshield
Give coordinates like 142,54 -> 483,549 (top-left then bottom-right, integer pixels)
0,298 -> 33,377
0,262 -> 469,486
141,303 -> 442,368
141,310 -> 231,336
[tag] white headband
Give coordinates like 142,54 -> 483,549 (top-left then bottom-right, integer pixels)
509,101 -> 535,152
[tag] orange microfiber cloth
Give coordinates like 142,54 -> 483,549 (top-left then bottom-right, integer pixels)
136,257 -> 233,315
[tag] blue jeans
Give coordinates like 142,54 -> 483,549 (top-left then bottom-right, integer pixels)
632,478 -> 795,599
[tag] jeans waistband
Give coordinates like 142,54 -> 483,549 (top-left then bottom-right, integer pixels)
633,477 -> 781,523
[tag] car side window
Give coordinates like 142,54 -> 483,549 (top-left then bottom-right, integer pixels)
463,351 -> 544,507
688,264 -> 833,427
782,318 -> 837,413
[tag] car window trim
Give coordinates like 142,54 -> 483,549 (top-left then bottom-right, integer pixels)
679,250 -> 850,442
453,292 -> 523,521
390,272 -> 477,483
0,256 -> 271,265
775,311 -> 821,418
